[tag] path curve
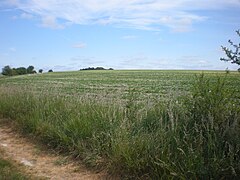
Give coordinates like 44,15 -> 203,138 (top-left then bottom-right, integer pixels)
0,119 -> 107,180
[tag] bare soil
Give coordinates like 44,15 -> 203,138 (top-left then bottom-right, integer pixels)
0,119 -> 109,180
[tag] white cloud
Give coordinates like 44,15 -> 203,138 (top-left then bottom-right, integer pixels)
116,54 -> 240,70
20,12 -> 33,19
40,16 -> 64,29
72,43 -> 86,49
3,0 -> 240,31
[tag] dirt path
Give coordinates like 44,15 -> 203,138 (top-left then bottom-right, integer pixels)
0,120 -> 107,180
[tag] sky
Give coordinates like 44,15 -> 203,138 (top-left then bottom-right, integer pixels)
0,0 -> 240,71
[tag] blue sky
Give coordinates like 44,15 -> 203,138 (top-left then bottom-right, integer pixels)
0,0 -> 240,71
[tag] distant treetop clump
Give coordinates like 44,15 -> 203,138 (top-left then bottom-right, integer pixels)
1,65 -> 36,76
80,67 -> 114,71
1,65 -> 53,76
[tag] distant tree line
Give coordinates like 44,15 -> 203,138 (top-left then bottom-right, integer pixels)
1,65 -> 53,76
80,67 -> 114,71
2,65 -> 36,76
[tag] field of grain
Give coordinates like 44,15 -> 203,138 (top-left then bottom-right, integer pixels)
0,70 -> 239,179
1,70 -> 239,99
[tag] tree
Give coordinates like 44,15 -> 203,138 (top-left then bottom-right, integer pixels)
2,65 -> 12,76
15,67 -> 27,75
27,65 -> 35,74
220,29 -> 240,66
11,68 -> 18,76
2,65 -> 37,76
48,69 -> 53,72
39,69 -> 43,73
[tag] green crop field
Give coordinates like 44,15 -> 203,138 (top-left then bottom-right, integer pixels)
0,70 -> 239,100
0,70 -> 240,179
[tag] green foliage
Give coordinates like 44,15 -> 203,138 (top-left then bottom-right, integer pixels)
2,66 -> 12,76
0,71 -> 239,179
27,66 -> 35,74
38,69 -> 43,73
1,65 -> 36,76
15,67 -> 27,75
221,29 -> 240,66
184,74 -> 240,178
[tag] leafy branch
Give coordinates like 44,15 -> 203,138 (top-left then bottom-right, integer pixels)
220,30 -> 240,66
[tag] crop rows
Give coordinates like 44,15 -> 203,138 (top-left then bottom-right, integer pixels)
1,70 -> 239,101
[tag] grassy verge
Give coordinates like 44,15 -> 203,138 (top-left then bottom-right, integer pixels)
0,150 -> 29,180
0,74 -> 239,179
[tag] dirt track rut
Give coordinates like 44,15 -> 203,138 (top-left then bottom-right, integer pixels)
0,120 -> 106,180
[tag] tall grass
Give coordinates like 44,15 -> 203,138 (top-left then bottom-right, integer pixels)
0,74 -> 239,179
